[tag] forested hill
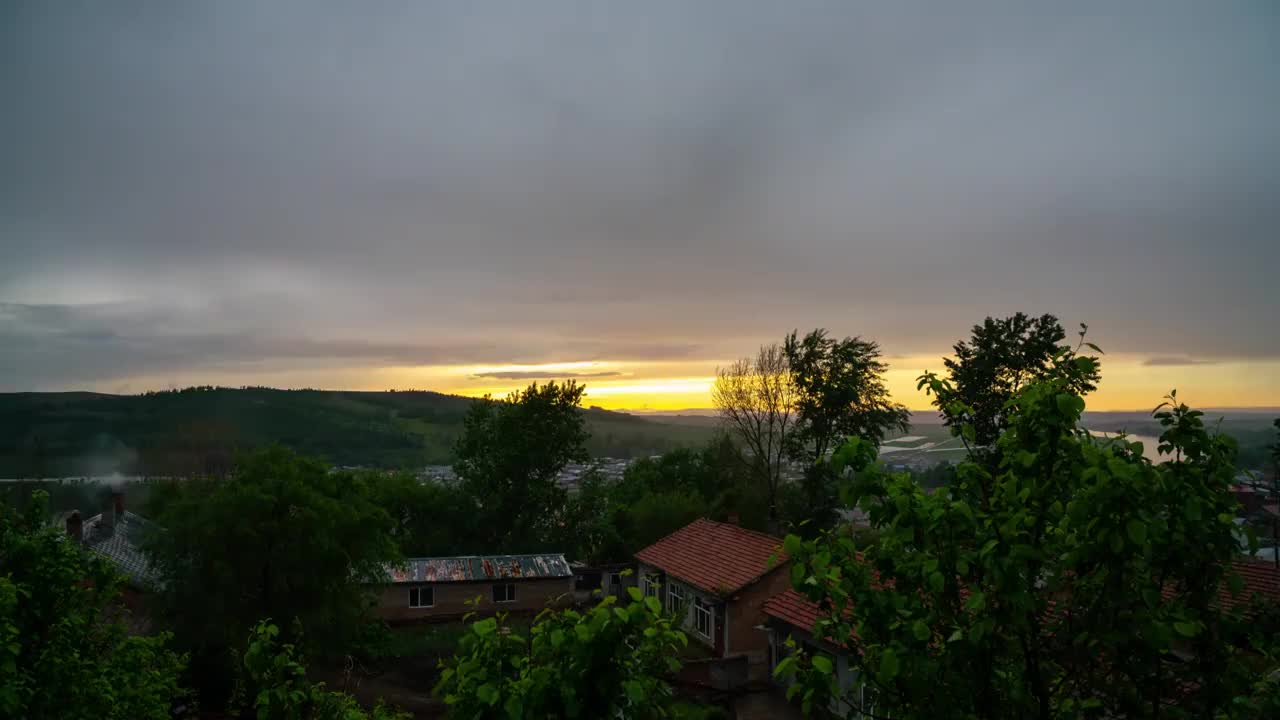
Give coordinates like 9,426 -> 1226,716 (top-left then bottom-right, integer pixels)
0,388 -> 717,477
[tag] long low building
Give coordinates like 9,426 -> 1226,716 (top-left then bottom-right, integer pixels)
373,553 -> 574,622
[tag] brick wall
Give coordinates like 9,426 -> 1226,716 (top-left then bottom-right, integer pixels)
374,576 -> 574,623
725,564 -> 791,662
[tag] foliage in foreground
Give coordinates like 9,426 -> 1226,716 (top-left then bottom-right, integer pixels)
0,491 -> 187,719
238,620 -> 407,720
780,339 -> 1276,718
436,589 -> 691,719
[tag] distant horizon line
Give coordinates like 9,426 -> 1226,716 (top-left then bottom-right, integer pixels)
3,387 -> 1276,417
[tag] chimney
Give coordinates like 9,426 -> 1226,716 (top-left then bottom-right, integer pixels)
101,491 -> 124,533
726,512 -> 740,526
65,510 -> 83,542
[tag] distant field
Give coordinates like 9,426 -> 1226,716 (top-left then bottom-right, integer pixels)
0,388 -> 719,477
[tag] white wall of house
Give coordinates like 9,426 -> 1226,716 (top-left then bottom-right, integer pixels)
637,562 -> 720,650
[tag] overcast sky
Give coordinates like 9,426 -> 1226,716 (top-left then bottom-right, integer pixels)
3,1 -> 1278,408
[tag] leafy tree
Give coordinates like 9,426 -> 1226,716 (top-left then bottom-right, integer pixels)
784,329 -> 910,461
365,471 -> 481,557
780,343 -> 1266,719
713,343 -> 797,524
783,329 -> 909,528
0,491 -> 187,719
939,313 -> 1099,451
238,620 -> 407,720
622,489 -> 707,554
454,381 -> 590,549
146,446 -> 400,704
557,469 -> 629,564
436,591 -> 690,719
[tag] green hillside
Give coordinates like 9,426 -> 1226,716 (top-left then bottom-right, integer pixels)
0,388 -> 718,477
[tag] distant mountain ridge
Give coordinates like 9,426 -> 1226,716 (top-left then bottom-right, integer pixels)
0,387 -> 717,478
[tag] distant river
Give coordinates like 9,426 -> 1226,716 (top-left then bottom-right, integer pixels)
1087,430 -> 1165,464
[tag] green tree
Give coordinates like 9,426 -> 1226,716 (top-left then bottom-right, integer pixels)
454,381 -> 590,549
366,471 -> 481,557
940,314 -> 1099,451
783,329 -> 909,528
238,620 -> 407,720
779,342 -> 1265,719
436,591 -> 689,719
0,491 -> 187,719
146,446 -> 400,704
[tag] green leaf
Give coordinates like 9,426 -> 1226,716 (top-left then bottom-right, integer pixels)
626,587 -> 642,602
928,571 -> 944,594
811,655 -> 833,674
783,534 -> 802,557
947,628 -> 963,643
772,656 -> 797,679
1125,519 -> 1147,545
473,618 -> 498,637
1173,621 -> 1199,638
878,649 -> 900,681
911,621 -> 931,642
477,682 -> 498,706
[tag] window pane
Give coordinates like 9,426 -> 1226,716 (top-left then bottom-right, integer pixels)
409,587 -> 418,607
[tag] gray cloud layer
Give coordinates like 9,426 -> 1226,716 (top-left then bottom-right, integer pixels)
3,1 -> 1278,389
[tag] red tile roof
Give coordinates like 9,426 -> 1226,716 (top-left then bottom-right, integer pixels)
763,589 -> 822,633
634,518 -> 785,596
1223,558 -> 1280,615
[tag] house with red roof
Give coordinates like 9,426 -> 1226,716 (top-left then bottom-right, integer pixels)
634,518 -> 790,663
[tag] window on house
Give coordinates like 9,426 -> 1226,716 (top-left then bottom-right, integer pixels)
693,597 -> 713,639
492,583 -> 516,603
860,683 -> 888,718
667,582 -> 686,614
408,586 -> 433,608
643,573 -> 661,598
609,573 -> 621,592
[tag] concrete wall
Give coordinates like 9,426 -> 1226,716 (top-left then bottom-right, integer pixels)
374,576 -> 574,623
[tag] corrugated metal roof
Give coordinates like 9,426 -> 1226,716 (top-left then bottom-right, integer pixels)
384,553 -> 572,584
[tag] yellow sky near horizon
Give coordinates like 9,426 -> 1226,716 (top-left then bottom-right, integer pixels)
86,355 -> 1280,413
376,355 -> 1280,412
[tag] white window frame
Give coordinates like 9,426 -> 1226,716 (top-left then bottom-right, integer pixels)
492,582 -> 516,603
693,597 -> 713,639
643,573 -> 661,599
667,582 -> 686,614
408,585 -> 433,608
860,683 -> 888,718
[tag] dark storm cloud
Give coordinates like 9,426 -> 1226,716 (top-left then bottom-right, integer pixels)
2,1 -> 1278,388
472,371 -> 624,380
1143,356 -> 1221,367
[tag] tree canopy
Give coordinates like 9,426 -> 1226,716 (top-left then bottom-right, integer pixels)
940,313 -> 1099,450
145,446 -> 400,703
454,381 -> 590,550
779,340 -> 1271,718
0,491 -> 187,719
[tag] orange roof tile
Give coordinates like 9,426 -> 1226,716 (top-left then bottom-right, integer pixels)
634,518 -> 785,596
763,589 -> 823,633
